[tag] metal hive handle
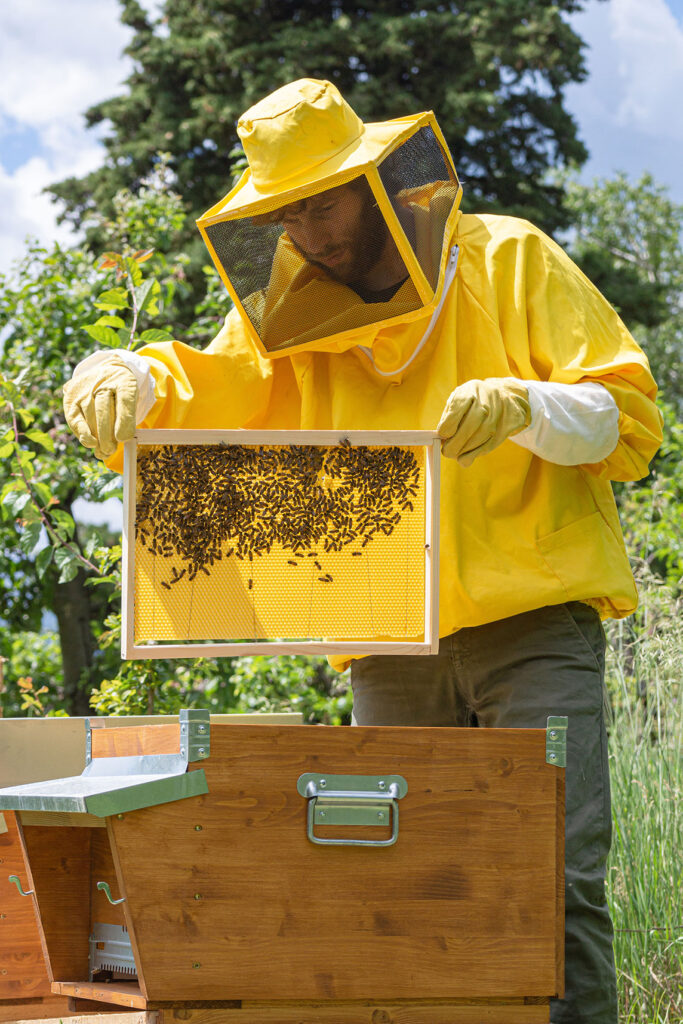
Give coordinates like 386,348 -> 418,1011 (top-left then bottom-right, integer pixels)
8,874 -> 34,896
97,881 -> 126,905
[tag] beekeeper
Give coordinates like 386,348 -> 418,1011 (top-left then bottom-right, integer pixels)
64,79 -> 662,1024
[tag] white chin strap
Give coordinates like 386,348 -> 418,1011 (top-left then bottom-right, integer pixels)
358,245 -> 459,378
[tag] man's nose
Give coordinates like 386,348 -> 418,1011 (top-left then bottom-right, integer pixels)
294,217 -> 333,255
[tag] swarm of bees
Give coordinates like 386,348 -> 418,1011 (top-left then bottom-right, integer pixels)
136,441 -> 420,590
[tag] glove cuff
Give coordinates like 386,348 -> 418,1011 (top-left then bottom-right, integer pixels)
72,349 -> 156,424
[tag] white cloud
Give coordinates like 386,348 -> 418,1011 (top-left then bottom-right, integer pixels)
565,0 -> 683,198
0,145 -> 102,275
0,0 -> 133,128
0,0 -> 135,274
611,0 -> 683,139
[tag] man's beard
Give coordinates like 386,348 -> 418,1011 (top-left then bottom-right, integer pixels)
291,192 -> 389,286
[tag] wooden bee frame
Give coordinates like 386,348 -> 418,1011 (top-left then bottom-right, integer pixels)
122,430 -> 440,659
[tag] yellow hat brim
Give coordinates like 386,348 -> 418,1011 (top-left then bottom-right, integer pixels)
198,112 -> 433,224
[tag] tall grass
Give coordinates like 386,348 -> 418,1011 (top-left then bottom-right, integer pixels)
605,574 -> 683,1023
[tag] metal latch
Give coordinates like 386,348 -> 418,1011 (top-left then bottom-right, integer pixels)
546,716 -> 568,767
89,922 -> 136,977
297,773 -> 408,847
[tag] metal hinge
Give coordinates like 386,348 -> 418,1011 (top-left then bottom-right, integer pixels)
297,773 -> 408,847
546,716 -> 568,767
180,709 -> 211,763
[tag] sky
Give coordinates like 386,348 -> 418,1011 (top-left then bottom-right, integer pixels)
1,0 -> 682,278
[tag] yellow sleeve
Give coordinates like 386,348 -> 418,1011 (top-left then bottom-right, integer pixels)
493,221 -> 663,482
138,308 -> 274,431
105,308 -> 301,472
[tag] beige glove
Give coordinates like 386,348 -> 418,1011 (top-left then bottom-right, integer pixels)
63,355 -> 139,460
437,378 -> 531,467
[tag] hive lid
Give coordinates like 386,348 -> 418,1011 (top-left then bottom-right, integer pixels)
0,710 -> 209,817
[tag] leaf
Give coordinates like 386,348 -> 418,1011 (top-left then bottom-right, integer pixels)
54,546 -> 81,584
51,508 -> 76,540
139,328 -> 174,343
0,442 -> 14,459
12,367 -> 31,388
19,519 -> 42,555
2,489 -> 31,517
83,324 -> 121,347
99,252 -> 124,270
25,428 -> 54,452
58,561 -> 80,584
95,315 -> 127,329
35,545 -> 53,578
33,481 -> 53,508
16,407 -> 35,428
132,249 -> 155,264
133,278 -> 154,314
124,257 -> 143,287
94,288 -> 129,311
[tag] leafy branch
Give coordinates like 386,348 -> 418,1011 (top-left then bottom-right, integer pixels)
0,372 -> 99,583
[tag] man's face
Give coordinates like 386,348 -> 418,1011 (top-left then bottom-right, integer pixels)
280,181 -> 387,286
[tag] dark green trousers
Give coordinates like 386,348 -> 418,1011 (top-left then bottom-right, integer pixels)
351,601 -> 618,1024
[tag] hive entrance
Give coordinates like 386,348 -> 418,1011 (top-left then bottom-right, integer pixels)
123,430 -> 439,658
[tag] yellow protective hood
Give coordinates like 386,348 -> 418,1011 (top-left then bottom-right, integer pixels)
197,79 -> 462,361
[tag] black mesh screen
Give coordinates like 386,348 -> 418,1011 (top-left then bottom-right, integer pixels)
205,219 -> 283,311
378,126 -> 459,289
379,125 -> 455,193
203,176 -> 425,352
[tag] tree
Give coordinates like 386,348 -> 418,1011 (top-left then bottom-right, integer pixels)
561,174 -> 683,590
562,172 -> 683,412
48,0 -> 592,326
0,167 -> 349,722
0,168 -> 188,714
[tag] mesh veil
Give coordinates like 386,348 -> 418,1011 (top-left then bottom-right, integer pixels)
203,124 -> 459,354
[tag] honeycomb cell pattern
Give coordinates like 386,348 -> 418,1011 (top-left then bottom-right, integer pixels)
134,441 -> 427,644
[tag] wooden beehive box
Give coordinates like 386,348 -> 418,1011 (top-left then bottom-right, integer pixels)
0,714 -> 566,1023
122,430 -> 440,659
0,713 -> 300,1023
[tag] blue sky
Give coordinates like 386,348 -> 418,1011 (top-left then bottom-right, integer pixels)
1,0 -> 682,277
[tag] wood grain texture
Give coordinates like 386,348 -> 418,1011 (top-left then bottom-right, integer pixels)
91,725 -> 180,759
90,829 -> 126,929
162,1004 -> 549,1023
51,982 -> 147,1009
20,825 -> 91,981
128,642 -> 435,659
0,813 -> 52,1001
136,430 -> 437,446
108,724 -> 562,1003
555,771 -> 565,998
6,1011 -> 154,1024
0,997 -> 72,1023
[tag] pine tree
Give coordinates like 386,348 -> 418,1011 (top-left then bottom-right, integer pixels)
49,0 -> 591,320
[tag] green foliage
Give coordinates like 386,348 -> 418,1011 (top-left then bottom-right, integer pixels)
0,169 -> 190,714
203,656 -> 351,724
0,631 -> 63,717
616,406 -> 683,590
90,660 -> 190,716
562,172 -> 683,411
604,576 -> 683,1023
48,0 -> 592,327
